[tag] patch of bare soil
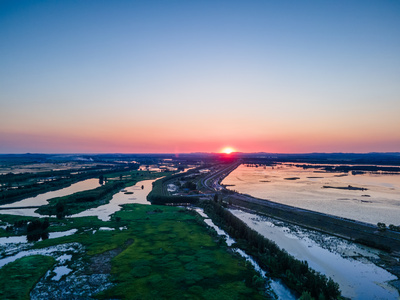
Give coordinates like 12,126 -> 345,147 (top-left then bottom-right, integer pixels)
87,239 -> 134,274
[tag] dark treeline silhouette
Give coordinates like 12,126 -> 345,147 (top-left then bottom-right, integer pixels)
202,201 -> 341,299
8,218 -> 50,242
26,219 -> 50,242
292,164 -> 400,173
27,219 -> 49,232
0,165 -> 109,184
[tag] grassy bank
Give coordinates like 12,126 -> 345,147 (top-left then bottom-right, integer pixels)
0,255 -> 55,299
202,200 -> 342,300
36,181 -> 126,217
35,170 -> 171,217
1,204 -> 269,299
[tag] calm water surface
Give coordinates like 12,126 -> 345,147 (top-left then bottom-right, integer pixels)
230,209 -> 399,300
222,164 -> 400,225
0,178 -> 101,217
0,178 -> 154,219
71,179 -> 156,220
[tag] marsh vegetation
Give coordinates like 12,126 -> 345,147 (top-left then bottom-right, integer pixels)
0,205 -> 268,299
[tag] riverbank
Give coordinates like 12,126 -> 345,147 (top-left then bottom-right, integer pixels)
199,163 -> 400,253
224,192 -> 400,254
0,204 -> 269,299
196,162 -> 400,295
228,207 -> 400,299
200,200 -> 342,299
215,176 -> 400,296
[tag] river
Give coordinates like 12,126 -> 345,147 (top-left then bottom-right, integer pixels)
0,178 -> 101,217
229,208 -> 399,299
2,172 -> 399,298
71,179 -> 156,220
194,208 -> 296,300
222,164 -> 400,225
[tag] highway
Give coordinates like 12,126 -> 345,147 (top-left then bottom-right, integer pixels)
196,161 -> 400,254
198,161 -> 241,193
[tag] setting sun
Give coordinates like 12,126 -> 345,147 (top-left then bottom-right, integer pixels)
221,147 -> 236,154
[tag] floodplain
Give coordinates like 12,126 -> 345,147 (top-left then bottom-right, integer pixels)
222,163 -> 400,225
0,154 -> 269,299
1,153 -> 400,299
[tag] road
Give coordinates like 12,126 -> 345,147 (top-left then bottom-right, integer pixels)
198,161 -> 241,193
197,161 -> 400,254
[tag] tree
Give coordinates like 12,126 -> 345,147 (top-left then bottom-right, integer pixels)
213,194 -> 218,203
56,201 -> 65,219
377,222 -> 387,231
326,278 -> 340,299
56,201 -> 64,213
299,291 -> 313,300
41,218 -> 50,230
99,174 -> 104,185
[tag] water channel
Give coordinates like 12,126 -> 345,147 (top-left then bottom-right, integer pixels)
1,174 -> 399,298
222,164 -> 400,225
194,208 -> 296,300
229,209 -> 399,299
71,178 -> 155,220
0,178 -> 101,217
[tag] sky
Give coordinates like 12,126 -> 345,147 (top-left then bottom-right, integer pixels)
1,0 -> 399,154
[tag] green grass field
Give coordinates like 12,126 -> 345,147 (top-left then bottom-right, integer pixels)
98,205 -> 265,299
0,204 -> 268,299
0,255 -> 55,299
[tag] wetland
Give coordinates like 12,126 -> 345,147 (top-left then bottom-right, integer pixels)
1,153 -> 400,299
222,163 -> 400,225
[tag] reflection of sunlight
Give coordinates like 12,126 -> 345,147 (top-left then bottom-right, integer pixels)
221,147 -> 235,154
222,164 -> 400,225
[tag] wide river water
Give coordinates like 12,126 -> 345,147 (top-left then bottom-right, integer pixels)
230,209 -> 399,299
222,164 -> 400,225
0,178 -> 101,217
1,173 -> 399,298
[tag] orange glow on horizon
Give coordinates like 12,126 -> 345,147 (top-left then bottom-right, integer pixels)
221,147 -> 236,154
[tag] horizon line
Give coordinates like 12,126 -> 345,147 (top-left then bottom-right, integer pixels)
1,151 -> 399,156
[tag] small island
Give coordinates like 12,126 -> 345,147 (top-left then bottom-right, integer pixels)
284,177 -> 300,180
322,185 -> 368,191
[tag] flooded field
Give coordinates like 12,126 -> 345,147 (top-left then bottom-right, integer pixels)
71,179 -> 156,220
230,209 -> 399,299
1,159 -> 399,298
195,208 -> 296,300
222,164 -> 400,225
0,177 -> 156,220
0,178 -> 101,217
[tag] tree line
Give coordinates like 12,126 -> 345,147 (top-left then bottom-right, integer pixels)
7,218 -> 50,242
202,200 -> 341,300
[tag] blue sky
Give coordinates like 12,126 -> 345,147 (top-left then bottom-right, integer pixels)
1,0 -> 399,153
